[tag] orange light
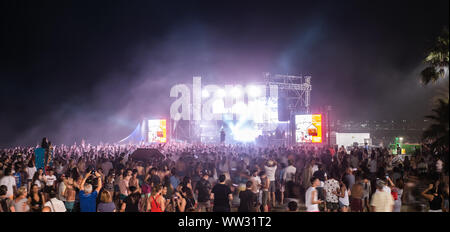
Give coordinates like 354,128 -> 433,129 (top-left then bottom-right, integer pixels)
311,114 -> 322,143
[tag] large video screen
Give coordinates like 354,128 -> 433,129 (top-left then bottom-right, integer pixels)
147,119 -> 167,143
295,114 -> 322,143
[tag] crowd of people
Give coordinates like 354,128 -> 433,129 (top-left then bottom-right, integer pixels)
0,137 -> 448,212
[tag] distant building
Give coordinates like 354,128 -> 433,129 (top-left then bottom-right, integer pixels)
331,119 -> 429,146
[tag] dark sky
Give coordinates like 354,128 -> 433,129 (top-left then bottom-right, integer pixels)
0,0 -> 448,147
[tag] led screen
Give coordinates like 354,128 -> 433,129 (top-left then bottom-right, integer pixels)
147,119 -> 167,143
295,114 -> 322,143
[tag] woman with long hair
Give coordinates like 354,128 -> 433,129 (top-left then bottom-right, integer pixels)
337,180 -> 350,212
147,184 -> 165,212
180,186 -> 196,212
97,190 -> 116,212
28,184 -> 44,212
13,186 -> 30,212
120,186 -> 141,212
26,160 -> 37,192
31,169 -> 44,191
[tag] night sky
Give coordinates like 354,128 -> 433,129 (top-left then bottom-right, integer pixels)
0,0 -> 448,147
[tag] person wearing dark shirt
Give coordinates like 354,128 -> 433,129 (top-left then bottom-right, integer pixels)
211,174 -> 232,212
195,172 -> 212,212
120,186 -> 140,212
313,165 -> 326,201
220,129 -> 226,143
422,182 -> 444,212
313,165 -> 326,182
238,181 -> 257,212
150,168 -> 161,186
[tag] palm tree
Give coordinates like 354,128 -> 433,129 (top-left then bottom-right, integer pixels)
422,99 -> 449,153
420,27 -> 449,85
420,28 -> 449,154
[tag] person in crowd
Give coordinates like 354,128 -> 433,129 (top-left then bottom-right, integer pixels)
63,177 -> 76,212
195,171 -> 212,212
79,171 -> 102,212
0,185 -> 15,212
421,181 -> 444,212
323,173 -> 340,212
259,171 -> 270,212
148,184 -> 165,212
129,169 -> 140,192
97,190 -> 116,212
57,174 -> 66,202
370,180 -> 394,212
278,163 -> 287,206
238,181 -> 257,212
0,168 -> 16,200
337,180 -> 350,212
211,174 -> 232,212
284,159 -> 297,199
44,189 -> 66,212
43,169 -> 57,200
0,138 -> 448,213
120,186 -> 140,212
28,184 -> 45,212
305,177 -> 323,212
343,168 -> 355,190
119,169 -> 132,203
31,168 -> 44,191
443,183 -> 449,212
26,160 -> 36,191
13,186 -> 29,212
392,179 -> 404,212
361,176 -> 371,212
287,201 -> 298,212
264,159 -> 277,207
350,179 -> 364,212
179,186 -> 196,212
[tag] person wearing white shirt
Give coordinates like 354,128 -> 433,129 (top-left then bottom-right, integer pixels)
0,168 -> 16,199
44,190 -> 67,212
376,177 -> 393,194
58,175 -> 67,201
305,177 -> 323,212
264,159 -> 277,207
26,161 -> 37,191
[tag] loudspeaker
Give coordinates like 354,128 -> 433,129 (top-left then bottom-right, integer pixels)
278,97 -> 290,121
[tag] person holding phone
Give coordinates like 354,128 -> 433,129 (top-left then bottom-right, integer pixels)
79,171 -> 102,212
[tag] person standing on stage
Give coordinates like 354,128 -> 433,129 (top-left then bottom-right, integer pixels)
220,128 -> 226,144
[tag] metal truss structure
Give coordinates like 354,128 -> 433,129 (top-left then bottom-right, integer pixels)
263,72 -> 311,113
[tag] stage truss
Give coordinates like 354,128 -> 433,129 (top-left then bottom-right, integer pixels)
263,72 -> 311,114
171,73 -> 312,144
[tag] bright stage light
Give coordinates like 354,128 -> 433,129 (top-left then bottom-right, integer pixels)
230,87 -> 242,97
216,89 -> 226,98
232,102 -> 247,114
247,85 -> 261,97
231,127 -> 261,142
212,99 -> 225,114
202,89 -> 210,98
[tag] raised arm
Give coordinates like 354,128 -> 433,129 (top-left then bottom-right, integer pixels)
95,172 -> 102,193
421,184 -> 435,202
79,173 -> 91,191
